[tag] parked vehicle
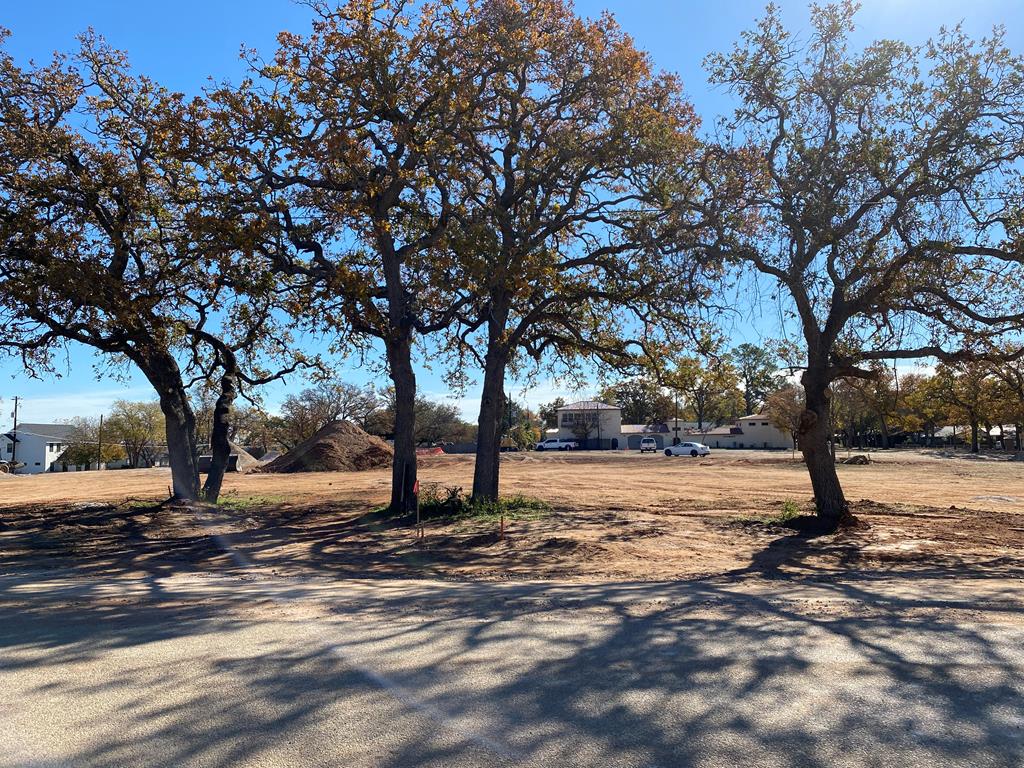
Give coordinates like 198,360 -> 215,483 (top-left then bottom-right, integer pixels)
639,437 -> 658,453
664,442 -> 711,457
534,438 -> 579,451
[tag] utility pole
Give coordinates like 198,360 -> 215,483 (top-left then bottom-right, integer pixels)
9,396 -> 20,467
673,393 -> 680,446
96,414 -> 104,471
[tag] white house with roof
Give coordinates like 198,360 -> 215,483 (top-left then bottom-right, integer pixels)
550,401 -> 714,450
1,423 -> 76,474
701,415 -> 793,450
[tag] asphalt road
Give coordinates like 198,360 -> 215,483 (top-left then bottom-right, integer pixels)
1,570 -> 1023,768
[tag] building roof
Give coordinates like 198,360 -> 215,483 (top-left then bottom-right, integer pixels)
556,400 -> 620,411
4,423 -> 76,441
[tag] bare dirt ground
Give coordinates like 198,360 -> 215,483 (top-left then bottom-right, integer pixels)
1,449 -> 1022,583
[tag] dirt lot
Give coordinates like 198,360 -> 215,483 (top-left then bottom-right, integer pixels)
1,449 -> 1022,582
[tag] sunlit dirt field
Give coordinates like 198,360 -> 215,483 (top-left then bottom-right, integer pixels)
2,449 -> 1022,581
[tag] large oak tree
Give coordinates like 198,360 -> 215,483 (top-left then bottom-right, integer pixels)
0,33 -> 304,501
704,2 -> 1024,524
215,0 -> 478,513
448,0 -> 705,500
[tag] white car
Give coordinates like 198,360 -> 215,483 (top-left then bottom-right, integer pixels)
639,437 -> 659,453
534,438 -> 579,451
665,441 -> 711,457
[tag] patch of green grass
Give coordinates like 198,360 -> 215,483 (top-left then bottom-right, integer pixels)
216,493 -> 288,511
121,499 -> 160,511
776,499 -> 801,522
736,499 -> 804,526
402,484 -> 551,524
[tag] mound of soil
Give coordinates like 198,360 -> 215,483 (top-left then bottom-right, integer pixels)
230,442 -> 260,473
261,420 -> 393,473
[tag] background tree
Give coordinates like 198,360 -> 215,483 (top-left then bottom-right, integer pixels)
599,379 -> 675,425
831,377 -> 874,450
764,383 -> 804,454
931,362 -> 996,453
59,417 -> 127,468
990,351 -> 1024,450
501,400 -> 542,450
704,2 -> 1024,524
838,363 -> 900,448
105,400 -> 164,468
729,343 -> 783,416
896,373 -> 948,448
538,398 -> 567,429
274,381 -> 381,449
665,356 -> 743,434
364,391 -> 474,446
230,406 -> 278,456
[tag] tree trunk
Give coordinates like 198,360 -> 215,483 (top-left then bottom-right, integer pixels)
1016,424 -> 1022,451
387,337 -> 418,515
970,418 -> 980,453
878,415 -> 890,449
799,369 -> 848,526
135,350 -> 200,501
472,346 -> 508,501
202,371 -> 237,503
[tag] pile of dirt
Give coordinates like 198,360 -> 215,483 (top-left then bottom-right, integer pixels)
261,420 -> 393,473
230,442 -> 260,473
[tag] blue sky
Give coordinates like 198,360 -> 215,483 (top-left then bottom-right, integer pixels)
1,0 -> 1021,426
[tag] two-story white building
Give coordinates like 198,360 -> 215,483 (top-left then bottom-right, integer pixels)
1,423 -> 76,474
547,402 -> 793,451
550,401 -> 710,450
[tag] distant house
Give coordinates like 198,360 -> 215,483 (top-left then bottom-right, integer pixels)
1,423 -> 76,474
702,415 -> 793,450
548,401 -> 718,450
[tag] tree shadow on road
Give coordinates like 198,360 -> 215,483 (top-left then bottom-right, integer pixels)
3,563 -> 1023,767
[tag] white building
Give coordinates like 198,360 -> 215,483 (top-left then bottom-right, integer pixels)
702,415 -> 794,450
550,401 -> 712,450
1,423 -> 76,474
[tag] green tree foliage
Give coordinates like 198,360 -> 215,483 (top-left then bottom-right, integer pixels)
599,379 -> 675,425
105,401 -> 164,468
930,362 -> 999,453
729,344 -> 783,416
364,391 -> 474,446
664,356 -> 743,432
537,398 -> 566,429
59,417 -> 127,468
